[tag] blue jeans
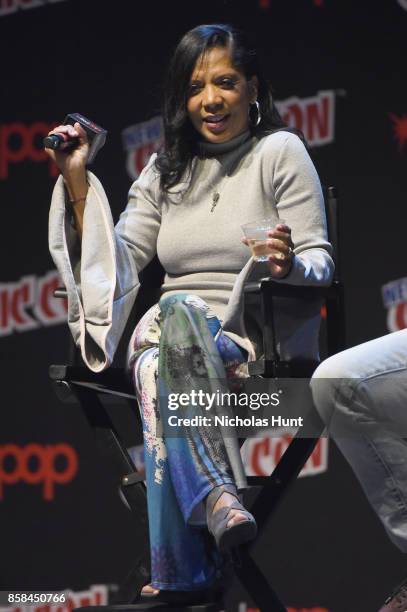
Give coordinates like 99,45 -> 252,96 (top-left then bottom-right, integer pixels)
311,329 -> 407,551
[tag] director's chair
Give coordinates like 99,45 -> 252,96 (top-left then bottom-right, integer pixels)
50,186 -> 344,612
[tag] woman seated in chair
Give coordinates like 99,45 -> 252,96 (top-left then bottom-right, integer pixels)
47,24 -> 334,604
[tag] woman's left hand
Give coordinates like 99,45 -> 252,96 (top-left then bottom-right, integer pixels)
265,223 -> 295,279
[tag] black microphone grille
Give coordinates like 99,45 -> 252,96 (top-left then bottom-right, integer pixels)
43,134 -> 64,150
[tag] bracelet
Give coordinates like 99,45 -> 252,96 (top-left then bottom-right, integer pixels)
69,195 -> 87,204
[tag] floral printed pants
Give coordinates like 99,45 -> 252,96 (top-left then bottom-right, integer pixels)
130,294 -> 246,590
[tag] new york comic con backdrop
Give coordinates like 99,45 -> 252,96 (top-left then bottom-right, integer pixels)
0,1 -> 406,611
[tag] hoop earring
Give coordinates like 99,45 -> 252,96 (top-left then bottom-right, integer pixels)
250,101 -> 261,127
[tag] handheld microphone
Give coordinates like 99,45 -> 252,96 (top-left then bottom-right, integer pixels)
43,113 -> 107,164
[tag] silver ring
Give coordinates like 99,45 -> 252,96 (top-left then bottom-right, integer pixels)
287,247 -> 294,257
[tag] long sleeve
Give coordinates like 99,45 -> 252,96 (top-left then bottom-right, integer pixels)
48,154 -> 161,372
272,132 -> 334,286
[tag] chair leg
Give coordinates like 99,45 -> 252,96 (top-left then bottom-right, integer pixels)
250,436 -> 321,529
226,546 -> 287,611
69,385 -> 151,604
232,410 -> 325,610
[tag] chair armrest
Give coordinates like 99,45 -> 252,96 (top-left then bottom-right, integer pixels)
244,278 -> 340,299
244,279 -> 345,377
49,364 -> 136,399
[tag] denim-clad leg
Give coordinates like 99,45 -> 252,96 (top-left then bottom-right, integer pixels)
131,294 -> 246,590
310,329 -> 407,551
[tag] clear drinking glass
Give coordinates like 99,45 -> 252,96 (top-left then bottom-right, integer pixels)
241,218 -> 286,262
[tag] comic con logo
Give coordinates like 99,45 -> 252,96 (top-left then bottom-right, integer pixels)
0,122 -> 59,179
242,435 -> 328,477
382,277 -> 407,332
0,443 -> 78,500
122,116 -> 164,180
0,271 -> 68,336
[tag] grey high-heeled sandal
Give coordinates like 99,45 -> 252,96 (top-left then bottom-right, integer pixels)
206,484 -> 257,552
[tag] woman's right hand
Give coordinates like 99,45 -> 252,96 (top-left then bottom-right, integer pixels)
45,121 -> 89,181
45,121 -> 89,238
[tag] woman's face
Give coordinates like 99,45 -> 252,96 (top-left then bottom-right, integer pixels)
186,46 -> 258,144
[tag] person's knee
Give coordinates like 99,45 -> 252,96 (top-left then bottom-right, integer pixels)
310,354 -> 347,425
159,293 -> 213,317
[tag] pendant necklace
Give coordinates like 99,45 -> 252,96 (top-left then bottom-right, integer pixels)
209,164 -> 230,213
210,192 -> 220,213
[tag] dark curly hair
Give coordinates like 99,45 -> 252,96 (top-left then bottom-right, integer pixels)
155,24 -> 288,192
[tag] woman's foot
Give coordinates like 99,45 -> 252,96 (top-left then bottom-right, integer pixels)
139,585 -> 220,604
140,584 -> 159,597
206,484 -> 257,552
212,491 -> 249,528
